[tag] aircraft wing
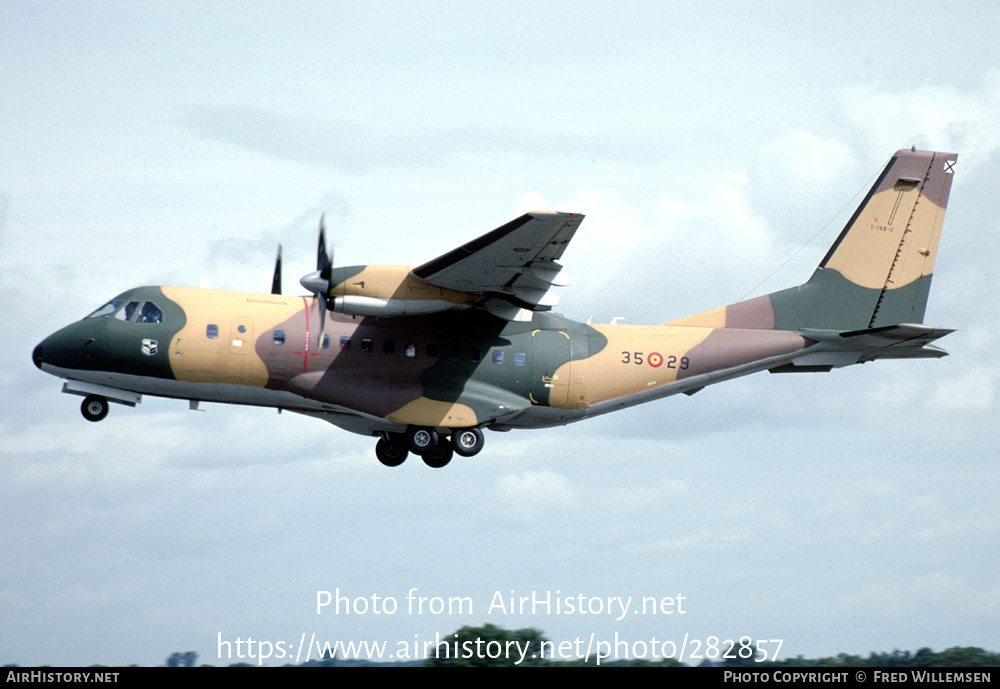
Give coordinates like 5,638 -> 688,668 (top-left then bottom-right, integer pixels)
411,211 -> 584,321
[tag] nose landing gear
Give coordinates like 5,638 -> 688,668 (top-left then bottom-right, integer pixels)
81,395 -> 110,422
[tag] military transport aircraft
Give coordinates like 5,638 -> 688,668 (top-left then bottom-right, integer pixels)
33,148 -> 957,467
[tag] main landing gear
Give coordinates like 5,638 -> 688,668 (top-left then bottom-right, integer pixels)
375,425 -> 485,468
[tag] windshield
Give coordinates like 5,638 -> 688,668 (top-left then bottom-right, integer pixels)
86,300 -> 126,319
85,299 -> 163,323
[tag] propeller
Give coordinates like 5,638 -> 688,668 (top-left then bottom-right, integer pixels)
299,214 -> 334,347
270,244 -> 283,295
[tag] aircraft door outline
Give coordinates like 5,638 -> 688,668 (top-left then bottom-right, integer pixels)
530,329 -> 571,406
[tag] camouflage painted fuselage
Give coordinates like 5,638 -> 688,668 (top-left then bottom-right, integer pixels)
35,283 -> 815,434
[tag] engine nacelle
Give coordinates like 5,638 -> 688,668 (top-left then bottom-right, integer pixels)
331,295 -> 457,317
319,265 -> 475,317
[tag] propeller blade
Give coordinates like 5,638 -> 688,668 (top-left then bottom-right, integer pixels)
304,214 -> 334,349
317,214 -> 332,280
318,300 -> 327,349
271,244 -> 283,295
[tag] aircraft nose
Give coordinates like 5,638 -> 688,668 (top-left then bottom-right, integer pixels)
33,342 -> 44,369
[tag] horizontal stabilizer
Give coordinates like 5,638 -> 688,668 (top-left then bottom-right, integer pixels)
801,323 -> 953,361
841,323 -> 953,360
838,323 -> 954,348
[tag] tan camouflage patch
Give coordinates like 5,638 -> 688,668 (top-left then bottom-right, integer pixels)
164,286 -> 301,387
386,397 -> 479,427
573,324 -> 714,405
332,265 -> 475,305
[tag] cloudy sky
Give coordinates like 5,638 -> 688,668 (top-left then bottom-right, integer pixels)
2,1 -> 999,667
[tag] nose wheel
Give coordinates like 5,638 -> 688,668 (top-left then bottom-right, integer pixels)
81,395 -> 110,422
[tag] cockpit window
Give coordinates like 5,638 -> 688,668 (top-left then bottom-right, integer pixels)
115,301 -> 141,321
136,302 -> 163,323
86,300 -> 126,319
87,299 -> 164,323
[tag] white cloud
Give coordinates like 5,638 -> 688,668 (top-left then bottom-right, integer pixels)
759,130 -> 855,184
495,469 -> 576,518
840,70 -> 1000,169
929,364 -> 999,410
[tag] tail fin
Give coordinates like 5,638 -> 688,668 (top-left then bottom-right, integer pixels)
772,147 -> 957,331
667,148 -> 958,332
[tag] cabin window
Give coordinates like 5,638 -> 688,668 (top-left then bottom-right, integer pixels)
361,338 -> 373,353
470,348 -> 482,363
340,336 -> 351,351
383,340 -> 396,355
492,350 -> 504,365
206,324 -> 219,339
273,330 -> 286,345
321,334 -> 331,349
447,346 -> 460,361
513,352 -> 526,367
426,343 -> 439,358
405,343 -> 416,358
